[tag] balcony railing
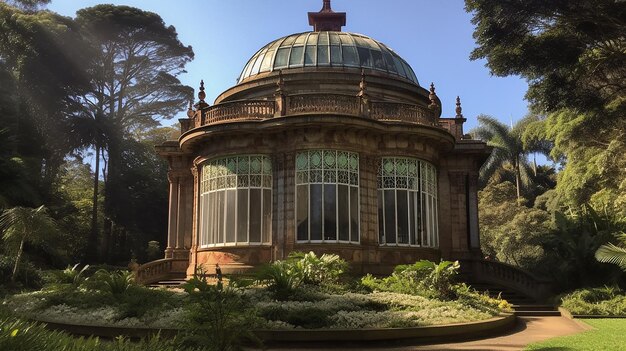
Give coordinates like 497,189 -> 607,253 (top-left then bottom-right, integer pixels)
371,101 -> 436,126
186,93 -> 439,132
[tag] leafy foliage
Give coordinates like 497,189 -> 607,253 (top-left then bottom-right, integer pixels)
181,274 -> 260,351
361,260 -> 461,300
596,232 -> 626,272
560,286 -> 626,316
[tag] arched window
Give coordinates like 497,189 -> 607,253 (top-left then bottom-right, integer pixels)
199,155 -> 272,247
377,157 -> 438,247
295,150 -> 359,243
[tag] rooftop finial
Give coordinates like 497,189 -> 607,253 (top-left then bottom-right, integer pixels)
308,0 -> 346,31
198,80 -> 206,102
322,0 -> 332,11
186,100 -> 194,118
455,96 -> 463,118
428,82 -> 439,109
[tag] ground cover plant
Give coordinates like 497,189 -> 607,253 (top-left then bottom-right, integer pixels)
3,256 -> 512,350
524,319 -> 626,351
560,286 -> 626,316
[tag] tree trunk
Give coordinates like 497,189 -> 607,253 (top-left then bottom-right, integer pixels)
87,143 -> 100,262
515,156 -> 521,199
11,236 -> 26,282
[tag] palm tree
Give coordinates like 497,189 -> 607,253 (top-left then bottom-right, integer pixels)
471,115 -> 537,198
596,232 -> 626,272
0,205 -> 59,282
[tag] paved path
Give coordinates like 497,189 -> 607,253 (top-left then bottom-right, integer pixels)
263,316 -> 591,351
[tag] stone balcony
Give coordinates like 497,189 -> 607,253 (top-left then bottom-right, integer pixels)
181,92 -> 452,135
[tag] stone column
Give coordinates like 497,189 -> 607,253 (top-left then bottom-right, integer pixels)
468,173 -> 480,250
165,172 -> 179,258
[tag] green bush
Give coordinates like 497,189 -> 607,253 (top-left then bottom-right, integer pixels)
361,260 -> 460,300
0,255 -> 42,289
256,251 -> 349,299
0,308 -> 197,351
181,275 -> 261,351
561,286 -> 626,315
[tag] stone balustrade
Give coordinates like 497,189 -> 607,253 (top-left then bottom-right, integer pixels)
189,93 -> 439,130
371,101 -> 436,126
460,259 -> 554,301
134,258 -> 188,285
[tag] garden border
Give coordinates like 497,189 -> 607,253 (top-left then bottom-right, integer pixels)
559,307 -> 626,320
31,313 -> 515,342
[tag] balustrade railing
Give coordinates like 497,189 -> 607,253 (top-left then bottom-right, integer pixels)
200,100 -> 275,126
371,101 -> 435,126
134,258 -> 188,285
286,93 -> 361,115
460,259 -> 553,301
191,93 -> 439,129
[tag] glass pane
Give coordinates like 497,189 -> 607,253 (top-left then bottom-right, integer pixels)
330,45 -> 341,64
329,32 -> 340,45
323,184 -> 336,240
383,51 -> 397,73
225,190 -> 236,243
274,47 -> 290,68
294,33 -> 307,45
304,45 -> 316,66
199,194 -> 205,246
249,189 -> 262,242
371,50 -> 386,70
281,35 -> 296,46
393,56 -> 406,77
357,47 -> 372,67
339,33 -> 353,45
260,50 -> 274,72
317,45 -> 329,65
416,190 -> 422,245
310,184 -> 323,240
307,33 -> 318,45
397,190 -> 409,244
289,46 -> 304,66
384,190 -> 396,244
237,189 -> 248,242
409,191 -> 416,245
207,193 -> 214,244
378,190 -> 384,244
350,186 -> 359,242
217,191 -> 225,244
251,53 -> 265,75
421,192 -> 427,246
402,61 -> 414,81
318,31 -> 329,45
342,46 -> 358,66
354,36 -> 368,47
338,185 -> 349,241
297,185 -> 309,241
262,189 -> 271,243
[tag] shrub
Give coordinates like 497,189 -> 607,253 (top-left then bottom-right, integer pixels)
561,286 -> 626,315
92,269 -> 135,295
0,255 -> 42,289
181,274 -> 261,351
361,260 -> 460,300
0,308 -> 196,351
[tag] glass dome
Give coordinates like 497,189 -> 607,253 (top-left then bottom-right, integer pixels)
238,31 -> 419,86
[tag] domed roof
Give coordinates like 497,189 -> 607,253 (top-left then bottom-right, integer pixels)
238,31 -> 420,86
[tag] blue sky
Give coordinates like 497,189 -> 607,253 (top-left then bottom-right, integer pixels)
48,0 -> 530,132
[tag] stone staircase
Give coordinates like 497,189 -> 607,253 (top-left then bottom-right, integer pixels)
468,281 -> 560,317
148,279 -> 187,289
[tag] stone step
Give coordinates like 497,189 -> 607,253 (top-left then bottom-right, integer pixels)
514,310 -> 561,317
512,304 -> 558,311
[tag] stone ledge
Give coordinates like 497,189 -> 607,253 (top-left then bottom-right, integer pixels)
559,307 -> 626,319
30,313 -> 515,343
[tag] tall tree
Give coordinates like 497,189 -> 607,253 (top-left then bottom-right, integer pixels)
73,5 -> 193,261
466,0 -> 626,208
470,115 -> 545,198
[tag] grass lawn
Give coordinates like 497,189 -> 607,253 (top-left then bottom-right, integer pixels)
525,319 -> 626,351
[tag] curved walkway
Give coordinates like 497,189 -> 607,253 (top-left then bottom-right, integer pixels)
262,316 -> 591,351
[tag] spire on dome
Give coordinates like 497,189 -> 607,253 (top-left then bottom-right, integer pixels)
308,0 -> 346,32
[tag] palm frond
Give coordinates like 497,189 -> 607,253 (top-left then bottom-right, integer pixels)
596,243 -> 626,271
